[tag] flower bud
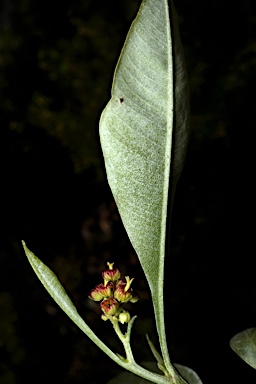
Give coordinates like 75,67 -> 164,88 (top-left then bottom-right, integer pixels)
130,295 -> 139,303
118,310 -> 131,324
100,298 -> 119,316
89,282 -> 113,301
102,262 -> 121,285
114,283 -> 133,303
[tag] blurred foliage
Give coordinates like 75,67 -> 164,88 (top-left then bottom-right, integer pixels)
1,0 -> 256,383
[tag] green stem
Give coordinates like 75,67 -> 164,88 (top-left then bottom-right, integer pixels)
109,316 -> 170,383
111,317 -> 135,363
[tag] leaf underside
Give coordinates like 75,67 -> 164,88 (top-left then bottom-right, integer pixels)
99,0 -> 189,369
230,328 -> 256,369
100,0 -> 173,299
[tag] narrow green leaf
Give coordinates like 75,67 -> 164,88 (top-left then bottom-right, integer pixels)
99,0 -> 189,372
21,241 -> 121,365
230,328 -> 256,369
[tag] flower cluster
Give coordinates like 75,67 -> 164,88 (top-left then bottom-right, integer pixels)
89,262 -> 138,323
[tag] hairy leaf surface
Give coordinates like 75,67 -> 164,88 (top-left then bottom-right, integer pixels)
99,0 -> 189,370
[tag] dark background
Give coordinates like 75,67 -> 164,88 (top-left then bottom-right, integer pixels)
1,0 -> 256,383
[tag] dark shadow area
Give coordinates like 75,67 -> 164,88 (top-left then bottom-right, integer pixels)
0,0 -> 256,383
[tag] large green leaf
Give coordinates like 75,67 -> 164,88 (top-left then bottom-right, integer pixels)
230,328 -> 256,369
99,0 -> 189,371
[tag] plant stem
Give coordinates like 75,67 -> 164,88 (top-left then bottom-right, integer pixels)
111,317 -> 135,363
109,317 -> 188,384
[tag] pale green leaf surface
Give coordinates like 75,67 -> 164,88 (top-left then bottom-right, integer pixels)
230,327 -> 256,369
99,0 -> 189,372
22,244 -> 181,384
100,0 -> 174,294
107,362 -> 202,384
21,241 -> 121,365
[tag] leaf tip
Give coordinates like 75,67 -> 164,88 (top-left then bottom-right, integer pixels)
21,240 -> 29,254
21,240 -> 35,264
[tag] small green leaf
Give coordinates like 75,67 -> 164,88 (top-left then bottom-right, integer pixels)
21,241 -> 121,364
230,327 -> 256,369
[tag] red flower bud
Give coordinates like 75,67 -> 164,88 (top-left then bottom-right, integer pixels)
89,282 -> 113,301
114,284 -> 133,303
114,276 -> 136,303
100,298 -> 119,316
102,262 -> 121,285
